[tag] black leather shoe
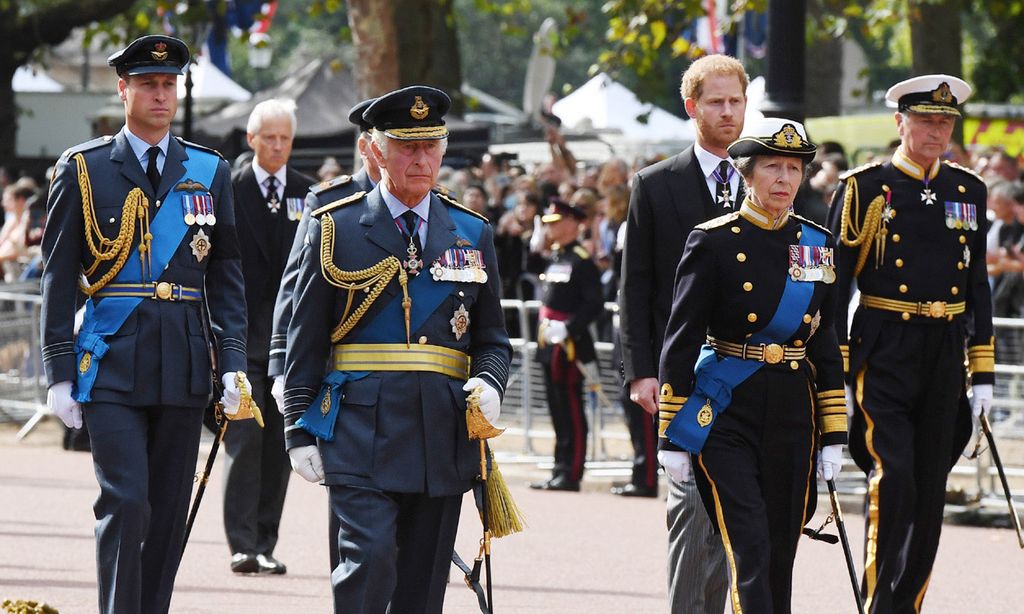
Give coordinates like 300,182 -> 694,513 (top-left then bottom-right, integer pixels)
230,553 -> 259,574
529,476 -> 580,492
257,553 -> 287,575
610,483 -> 658,498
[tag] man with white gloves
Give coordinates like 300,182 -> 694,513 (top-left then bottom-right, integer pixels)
40,35 -> 248,614
280,86 -> 511,613
827,73 -> 993,611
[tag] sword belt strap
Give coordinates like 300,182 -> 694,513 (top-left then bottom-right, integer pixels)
859,294 -> 965,319
451,549 -> 490,613
707,336 -> 806,365
94,281 -> 203,302
332,343 -> 470,379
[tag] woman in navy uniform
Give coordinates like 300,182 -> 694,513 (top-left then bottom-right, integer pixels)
40,35 -> 248,614
658,118 -> 847,614
530,199 -> 604,492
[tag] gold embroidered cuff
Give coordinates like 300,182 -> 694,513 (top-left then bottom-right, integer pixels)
818,414 -> 848,435
839,345 -> 849,373
968,342 -> 995,374
658,407 -> 682,438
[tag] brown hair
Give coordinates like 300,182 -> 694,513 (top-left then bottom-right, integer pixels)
680,54 -> 749,101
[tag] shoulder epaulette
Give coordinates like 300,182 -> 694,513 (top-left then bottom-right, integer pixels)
311,174 -> 352,195
436,191 -> 489,222
572,245 -> 591,260
61,135 -> 113,160
791,213 -> 832,236
432,184 -> 451,196
942,160 -> 985,183
838,160 -> 882,181
312,191 -> 366,217
175,137 -> 224,159
695,211 -> 740,231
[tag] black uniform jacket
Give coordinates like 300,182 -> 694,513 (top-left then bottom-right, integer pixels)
619,147 -> 745,383
282,187 -> 512,496
41,129 -> 246,408
536,241 -> 603,365
268,169 -> 373,377
232,164 -> 314,370
658,202 -> 847,451
826,152 -> 994,386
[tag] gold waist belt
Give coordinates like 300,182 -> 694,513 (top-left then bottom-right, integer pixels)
93,281 -> 203,302
859,294 -> 965,319
707,336 -> 806,365
332,343 -> 470,379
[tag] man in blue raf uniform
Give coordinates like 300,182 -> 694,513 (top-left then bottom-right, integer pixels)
530,199 -> 603,492
827,74 -> 992,613
222,99 -> 314,575
40,35 -> 249,614
283,85 -> 511,613
267,97 -> 380,576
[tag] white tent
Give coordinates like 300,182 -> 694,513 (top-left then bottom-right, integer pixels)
12,65 -> 64,92
552,73 -> 693,141
177,55 -> 251,102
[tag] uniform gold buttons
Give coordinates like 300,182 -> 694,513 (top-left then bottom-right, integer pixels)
958,185 -> 966,193
895,258 -> 904,268
418,336 -> 428,344
892,234 -> 901,243
731,226 -> 740,234
951,287 -> 959,295
737,253 -> 747,262
901,312 -> 910,320
796,231 -> 802,239
790,361 -> 799,370
793,339 -> 804,347
743,282 -> 753,291
899,284 -> 908,293
957,262 -> 964,270
747,313 -> 757,323
803,314 -> 812,323
959,235 -> 967,244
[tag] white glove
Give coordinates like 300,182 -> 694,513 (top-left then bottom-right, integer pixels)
271,376 -> 286,414
658,449 -> 692,483
817,444 -> 844,481
288,445 -> 324,483
221,372 -> 244,415
47,381 -> 82,429
971,383 -> 993,418
579,361 -> 600,385
845,384 -> 855,419
543,320 -> 568,345
463,377 -> 501,424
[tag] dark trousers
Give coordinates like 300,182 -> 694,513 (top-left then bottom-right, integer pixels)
222,368 -> 290,557
621,389 -> 658,489
542,346 -> 588,482
694,368 -> 816,614
850,321 -> 965,614
329,485 -> 462,614
84,402 -> 204,614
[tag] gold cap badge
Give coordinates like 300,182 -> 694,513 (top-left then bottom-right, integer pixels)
151,41 -> 168,61
931,82 -> 953,103
771,124 -> 804,149
410,96 -> 430,120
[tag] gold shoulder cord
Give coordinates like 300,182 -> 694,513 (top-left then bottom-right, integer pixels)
838,175 -> 886,277
320,214 -> 412,345
75,153 -> 152,295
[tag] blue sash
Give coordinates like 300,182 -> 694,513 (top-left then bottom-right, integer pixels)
73,148 -> 220,402
298,206 -> 485,440
665,223 -> 825,453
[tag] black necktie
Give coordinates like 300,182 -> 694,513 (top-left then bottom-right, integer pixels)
146,146 -> 161,193
715,160 -> 733,209
266,176 -> 280,211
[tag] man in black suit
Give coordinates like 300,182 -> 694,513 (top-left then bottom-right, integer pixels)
618,54 -> 747,613
222,98 -> 314,575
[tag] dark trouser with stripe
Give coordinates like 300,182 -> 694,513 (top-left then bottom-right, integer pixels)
84,402 -> 204,614
694,368 -> 816,614
329,486 -> 462,614
622,390 -> 658,489
849,320 -> 965,614
222,368 -> 291,558
543,345 -> 588,481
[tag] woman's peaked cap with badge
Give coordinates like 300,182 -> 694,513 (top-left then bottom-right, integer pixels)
727,117 -> 817,162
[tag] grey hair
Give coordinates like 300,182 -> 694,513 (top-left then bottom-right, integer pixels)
246,98 -> 297,135
734,155 -> 809,187
370,129 -> 449,161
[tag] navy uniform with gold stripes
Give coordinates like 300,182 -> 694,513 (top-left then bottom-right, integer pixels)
531,200 -> 604,491
659,119 -> 846,614
826,75 -> 991,614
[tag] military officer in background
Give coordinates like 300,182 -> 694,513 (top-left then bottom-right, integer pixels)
222,98 -> 314,575
827,75 -> 992,613
267,96 -> 379,575
530,199 -> 603,492
40,35 -> 248,614
282,85 -> 511,613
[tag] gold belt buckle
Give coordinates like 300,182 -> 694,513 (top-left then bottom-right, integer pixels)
926,301 -> 946,318
763,343 -> 784,364
155,281 -> 174,301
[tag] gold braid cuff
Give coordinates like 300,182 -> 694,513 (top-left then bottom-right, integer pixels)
320,215 -> 411,345
75,153 -> 152,295
968,339 -> 996,375
838,176 -> 886,277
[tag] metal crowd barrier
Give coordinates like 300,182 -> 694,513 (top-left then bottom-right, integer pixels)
0,285 -> 46,438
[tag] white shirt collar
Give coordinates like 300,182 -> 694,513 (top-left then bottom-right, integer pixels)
123,128 -> 170,167
693,141 -> 734,179
252,160 -> 288,191
380,183 -> 431,222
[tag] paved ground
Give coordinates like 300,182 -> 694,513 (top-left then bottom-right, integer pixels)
2,419 -> 1023,613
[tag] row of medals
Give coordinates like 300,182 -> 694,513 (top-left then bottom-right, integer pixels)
790,265 -> 836,284
183,196 -> 216,226
404,238 -> 488,283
